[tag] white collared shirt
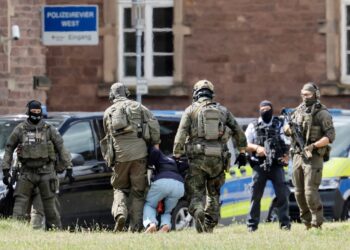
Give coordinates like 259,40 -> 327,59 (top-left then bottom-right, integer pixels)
245,117 -> 290,145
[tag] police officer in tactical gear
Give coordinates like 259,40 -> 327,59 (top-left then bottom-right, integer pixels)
173,80 -> 247,233
103,82 -> 160,232
245,100 -> 291,232
1,100 -> 73,229
284,83 -> 335,229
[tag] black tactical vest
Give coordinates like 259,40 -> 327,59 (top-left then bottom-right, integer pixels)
252,117 -> 287,167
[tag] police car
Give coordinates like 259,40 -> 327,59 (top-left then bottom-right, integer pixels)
220,109 -> 350,224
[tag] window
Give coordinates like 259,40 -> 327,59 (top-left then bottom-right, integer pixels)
341,0 -> 350,84
63,122 -> 95,161
0,120 -> 21,153
118,0 -> 174,87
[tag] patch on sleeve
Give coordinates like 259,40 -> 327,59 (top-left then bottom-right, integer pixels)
322,119 -> 333,130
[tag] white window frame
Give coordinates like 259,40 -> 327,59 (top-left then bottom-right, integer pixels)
341,0 -> 350,84
117,0 -> 174,88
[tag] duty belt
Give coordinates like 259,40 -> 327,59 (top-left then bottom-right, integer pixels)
22,163 -> 54,173
186,143 -> 222,157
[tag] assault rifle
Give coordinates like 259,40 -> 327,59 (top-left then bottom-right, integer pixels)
281,109 -> 312,159
9,159 -> 21,189
260,137 -> 275,171
10,167 -> 18,189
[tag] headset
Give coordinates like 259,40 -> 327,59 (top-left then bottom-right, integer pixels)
123,85 -> 131,97
109,83 -> 130,101
310,82 -> 320,99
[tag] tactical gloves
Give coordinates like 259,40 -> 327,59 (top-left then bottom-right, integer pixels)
2,169 -> 11,186
65,168 -> 75,184
303,143 -> 315,159
234,153 -> 247,169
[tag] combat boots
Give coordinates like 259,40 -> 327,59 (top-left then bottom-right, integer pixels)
203,214 -> 216,233
113,215 -> 126,232
194,210 -> 206,233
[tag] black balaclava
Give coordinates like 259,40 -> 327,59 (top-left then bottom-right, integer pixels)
27,100 -> 42,124
301,83 -> 318,107
259,100 -> 273,123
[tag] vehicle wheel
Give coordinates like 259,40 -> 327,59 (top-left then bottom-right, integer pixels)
171,200 -> 194,231
341,199 -> 350,221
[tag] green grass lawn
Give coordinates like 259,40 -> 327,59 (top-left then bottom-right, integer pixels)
0,219 -> 349,250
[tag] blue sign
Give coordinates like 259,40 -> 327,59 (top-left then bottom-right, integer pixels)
42,5 -> 99,45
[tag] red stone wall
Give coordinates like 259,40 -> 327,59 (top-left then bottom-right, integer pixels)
0,0 -> 47,115
44,0 -> 350,116
0,0 -> 10,114
182,0 -> 330,116
45,0 -> 105,112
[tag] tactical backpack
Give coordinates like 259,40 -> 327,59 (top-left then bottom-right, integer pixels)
109,100 -> 152,141
195,102 -> 225,140
110,101 -> 141,135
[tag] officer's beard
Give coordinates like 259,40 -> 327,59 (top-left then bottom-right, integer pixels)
28,113 -> 42,124
303,97 -> 317,107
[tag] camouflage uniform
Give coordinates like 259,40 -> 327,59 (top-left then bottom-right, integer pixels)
1,120 -> 71,229
103,82 -> 160,232
291,102 -> 335,228
173,80 -> 247,233
29,179 -> 60,229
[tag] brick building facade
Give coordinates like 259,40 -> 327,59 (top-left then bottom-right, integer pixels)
1,0 -> 350,116
0,0 -> 47,114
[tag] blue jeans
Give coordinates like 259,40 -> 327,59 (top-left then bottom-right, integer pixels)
143,178 -> 184,228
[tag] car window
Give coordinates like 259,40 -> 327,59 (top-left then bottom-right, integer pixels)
62,121 -> 95,161
0,120 -> 21,154
96,119 -> 106,139
45,119 -> 64,128
330,120 -> 350,157
159,120 -> 179,155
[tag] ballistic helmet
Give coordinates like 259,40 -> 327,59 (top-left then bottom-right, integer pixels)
109,82 -> 130,101
193,80 -> 214,93
192,80 -> 214,100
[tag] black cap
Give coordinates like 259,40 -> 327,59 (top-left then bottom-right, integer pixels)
27,100 -> 42,110
259,100 -> 272,108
